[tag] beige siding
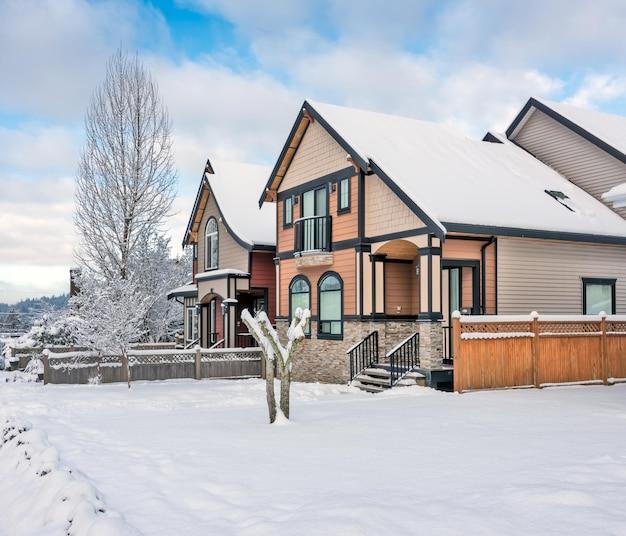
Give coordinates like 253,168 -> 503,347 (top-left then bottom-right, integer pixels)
497,237 -> 626,314
365,174 -> 424,237
513,108 -> 626,219
280,120 -> 348,191
197,188 -> 249,274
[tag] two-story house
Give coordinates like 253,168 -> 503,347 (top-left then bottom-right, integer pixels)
259,99 -> 626,388
169,159 -> 276,349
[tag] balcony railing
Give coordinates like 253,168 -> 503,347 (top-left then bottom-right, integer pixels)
294,215 -> 331,253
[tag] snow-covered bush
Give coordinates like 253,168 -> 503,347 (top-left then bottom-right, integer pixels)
0,418 -> 138,534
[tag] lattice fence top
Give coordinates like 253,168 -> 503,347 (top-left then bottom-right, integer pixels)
607,321 -> 626,334
538,321 -> 599,334
200,350 -> 262,362
129,353 -> 194,366
461,321 -> 532,334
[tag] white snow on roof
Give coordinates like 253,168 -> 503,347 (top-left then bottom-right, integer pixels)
196,268 -> 249,281
307,100 -> 626,238
603,182 -> 626,209
535,97 -> 626,158
167,283 -> 197,298
208,160 -> 275,246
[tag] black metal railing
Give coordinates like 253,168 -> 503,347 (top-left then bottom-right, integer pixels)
347,331 -> 379,382
294,215 -> 331,253
388,332 -> 420,385
442,326 -> 453,365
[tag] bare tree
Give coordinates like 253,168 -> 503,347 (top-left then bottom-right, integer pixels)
75,48 -> 176,280
241,308 -> 310,422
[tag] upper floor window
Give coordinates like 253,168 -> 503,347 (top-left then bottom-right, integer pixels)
583,278 -> 616,314
338,177 -> 350,213
205,218 -> 218,270
284,196 -> 294,227
318,272 -> 343,338
289,276 -> 311,335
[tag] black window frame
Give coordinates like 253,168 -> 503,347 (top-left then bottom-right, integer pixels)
337,177 -> 351,214
317,271 -> 343,340
283,196 -> 294,228
289,275 -> 311,336
582,277 -> 616,315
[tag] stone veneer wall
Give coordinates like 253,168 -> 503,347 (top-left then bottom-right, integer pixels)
276,318 -> 443,384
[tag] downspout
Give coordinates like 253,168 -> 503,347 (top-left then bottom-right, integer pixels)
480,237 -> 496,314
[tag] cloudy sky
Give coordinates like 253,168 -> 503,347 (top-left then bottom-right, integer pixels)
2,0 -> 626,303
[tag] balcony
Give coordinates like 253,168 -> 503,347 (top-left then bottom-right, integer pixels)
293,215 -> 333,268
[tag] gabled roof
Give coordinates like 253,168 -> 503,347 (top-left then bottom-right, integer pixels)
261,100 -> 626,243
506,97 -> 626,167
184,159 -> 275,249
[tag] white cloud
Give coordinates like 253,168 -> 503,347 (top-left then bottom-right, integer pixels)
565,75 -> 626,109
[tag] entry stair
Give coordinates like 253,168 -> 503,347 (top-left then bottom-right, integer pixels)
347,331 -> 424,393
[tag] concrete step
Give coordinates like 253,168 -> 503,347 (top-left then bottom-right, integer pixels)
362,367 -> 391,378
352,381 -> 386,394
355,374 -> 391,387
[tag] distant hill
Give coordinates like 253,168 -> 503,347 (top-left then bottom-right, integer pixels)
0,294 -> 69,314
0,294 -> 69,334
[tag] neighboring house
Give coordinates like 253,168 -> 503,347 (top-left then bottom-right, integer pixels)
259,99 -> 626,386
169,159 -> 275,349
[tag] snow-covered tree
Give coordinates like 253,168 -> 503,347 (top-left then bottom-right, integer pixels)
23,308 -> 75,348
75,47 -> 176,281
69,271 -> 152,388
131,235 -> 191,342
241,308 -> 310,422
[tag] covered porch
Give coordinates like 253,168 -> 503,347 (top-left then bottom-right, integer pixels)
350,233 -> 497,391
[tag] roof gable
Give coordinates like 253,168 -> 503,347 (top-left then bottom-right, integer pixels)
264,100 -> 626,243
184,159 -> 275,249
507,97 -> 626,167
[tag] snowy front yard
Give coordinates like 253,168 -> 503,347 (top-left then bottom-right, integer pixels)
1,378 -> 626,535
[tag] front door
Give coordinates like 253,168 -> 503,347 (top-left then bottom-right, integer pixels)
441,261 -> 480,362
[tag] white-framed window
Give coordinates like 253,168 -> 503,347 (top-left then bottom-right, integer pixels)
205,218 -> 218,270
186,307 -> 198,342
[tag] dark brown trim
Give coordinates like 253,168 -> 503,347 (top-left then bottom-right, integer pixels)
507,97 -> 626,167
276,167 -> 356,202
443,222 -> 626,246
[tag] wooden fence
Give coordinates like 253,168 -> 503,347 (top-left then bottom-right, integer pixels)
42,347 -> 263,385
452,313 -> 626,392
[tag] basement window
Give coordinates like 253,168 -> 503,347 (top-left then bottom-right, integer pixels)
545,190 -> 575,212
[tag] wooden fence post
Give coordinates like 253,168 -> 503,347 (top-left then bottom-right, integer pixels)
42,349 -> 50,385
452,313 -> 462,393
531,312 -> 540,388
195,346 -> 202,380
600,313 -> 608,385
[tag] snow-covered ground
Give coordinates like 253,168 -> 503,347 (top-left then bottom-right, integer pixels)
1,377 -> 626,535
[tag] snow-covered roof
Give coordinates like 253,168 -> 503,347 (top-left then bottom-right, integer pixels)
603,183 -> 626,209
303,100 -> 626,240
207,160 -> 275,247
185,159 -> 275,248
529,97 -> 626,160
166,283 -> 197,299
195,269 -> 249,281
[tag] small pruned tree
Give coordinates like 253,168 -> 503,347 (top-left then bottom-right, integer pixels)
241,307 -> 310,422
68,271 -> 152,388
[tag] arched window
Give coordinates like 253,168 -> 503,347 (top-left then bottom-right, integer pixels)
318,272 -> 343,338
205,218 -> 218,270
289,276 -> 310,335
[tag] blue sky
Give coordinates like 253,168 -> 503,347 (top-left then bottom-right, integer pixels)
2,0 -> 626,303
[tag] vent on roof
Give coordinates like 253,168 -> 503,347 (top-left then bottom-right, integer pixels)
545,190 -> 575,212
